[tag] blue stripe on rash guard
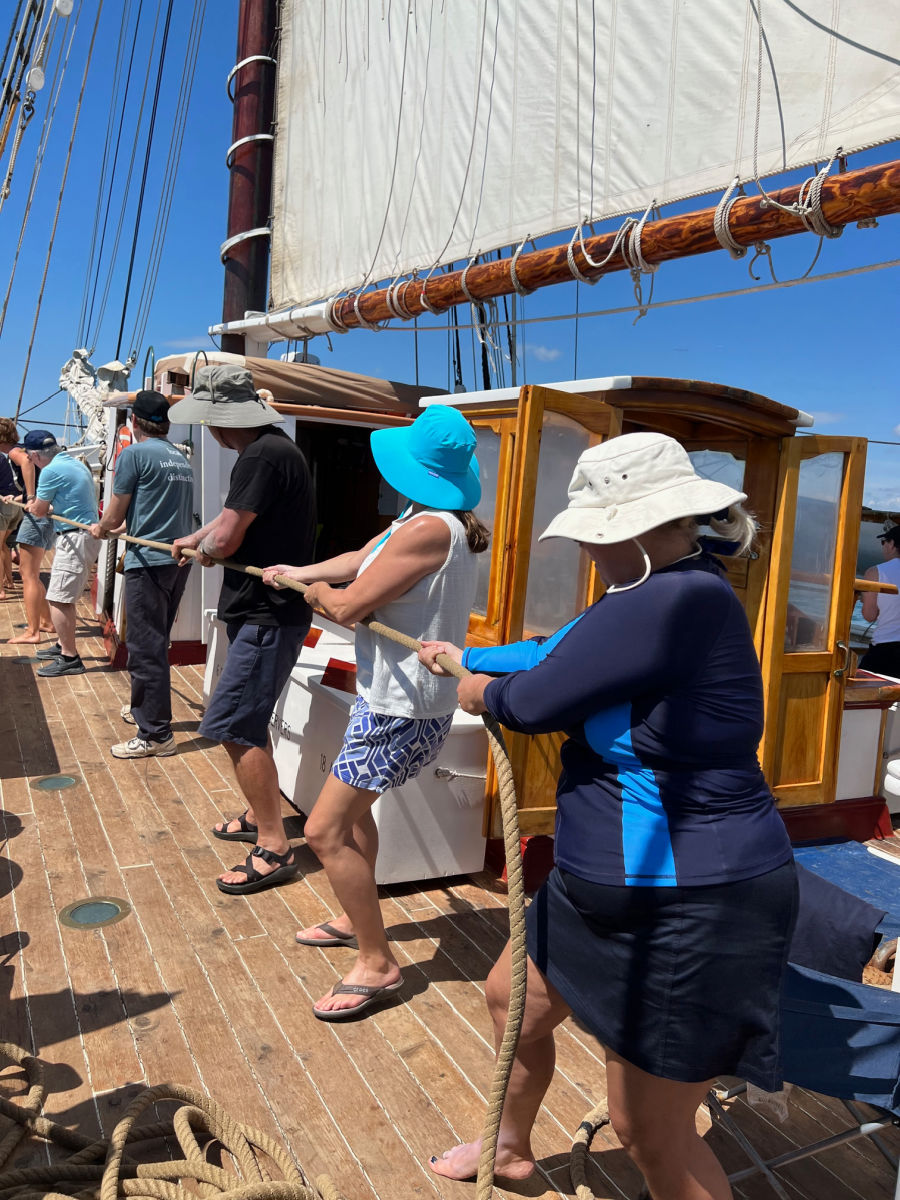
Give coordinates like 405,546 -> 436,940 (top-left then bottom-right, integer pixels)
462,614 -> 584,674
584,704 -> 677,886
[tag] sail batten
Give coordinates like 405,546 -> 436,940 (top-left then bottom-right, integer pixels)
271,1 -> 900,310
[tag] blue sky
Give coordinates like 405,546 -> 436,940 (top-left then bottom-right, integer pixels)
1,3 -> 897,509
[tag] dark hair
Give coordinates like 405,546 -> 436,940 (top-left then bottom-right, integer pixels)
133,414 -> 170,438
0,418 -> 19,444
454,510 -> 491,553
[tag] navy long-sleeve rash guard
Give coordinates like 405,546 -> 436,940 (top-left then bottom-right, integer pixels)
463,556 -> 792,888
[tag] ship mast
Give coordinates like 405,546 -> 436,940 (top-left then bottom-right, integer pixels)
220,0 -> 278,355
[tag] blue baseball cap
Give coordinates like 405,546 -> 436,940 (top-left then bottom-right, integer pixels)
370,405 -> 481,511
23,429 -> 57,451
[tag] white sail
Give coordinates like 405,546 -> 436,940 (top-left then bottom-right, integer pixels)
271,0 -> 900,310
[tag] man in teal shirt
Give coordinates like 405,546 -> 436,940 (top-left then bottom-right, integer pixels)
90,391 -> 194,757
25,430 -> 99,677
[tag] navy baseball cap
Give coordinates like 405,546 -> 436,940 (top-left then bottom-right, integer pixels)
23,429 -> 57,451
878,525 -> 900,546
132,390 -> 170,423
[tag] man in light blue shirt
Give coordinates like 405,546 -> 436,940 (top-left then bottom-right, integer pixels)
25,430 -> 99,676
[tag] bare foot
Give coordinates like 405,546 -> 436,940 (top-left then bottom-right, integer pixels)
39,623 -> 54,633
429,1140 -> 536,1182
8,632 -> 41,644
313,960 -> 401,1016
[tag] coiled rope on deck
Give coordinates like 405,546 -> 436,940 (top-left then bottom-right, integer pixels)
0,1040 -> 344,1200
13,504 -> 528,1200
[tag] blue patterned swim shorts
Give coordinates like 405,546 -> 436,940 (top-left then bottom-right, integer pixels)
332,695 -> 454,794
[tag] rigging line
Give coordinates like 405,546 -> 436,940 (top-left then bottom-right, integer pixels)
16,387 -> 62,419
128,0 -> 208,355
76,0 -> 139,343
0,0 -> 42,128
115,0 -> 176,362
14,0 -> 102,422
0,1 -> 26,105
368,256 -> 900,334
0,17 -> 70,339
86,0 -> 162,350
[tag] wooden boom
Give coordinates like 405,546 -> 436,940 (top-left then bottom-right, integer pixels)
330,158 -> 900,330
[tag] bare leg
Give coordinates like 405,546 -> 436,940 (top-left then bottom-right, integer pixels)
429,941 -> 571,1181
217,739 -> 292,884
302,775 -> 402,1015
8,545 -> 50,641
605,1050 -> 732,1200
296,804 -> 378,943
0,537 -> 12,593
49,600 -> 78,657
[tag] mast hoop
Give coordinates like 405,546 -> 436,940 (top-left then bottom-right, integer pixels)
509,237 -> 535,296
225,132 -> 274,170
713,178 -> 748,259
226,55 -> 277,103
385,280 -> 414,320
219,226 -> 270,263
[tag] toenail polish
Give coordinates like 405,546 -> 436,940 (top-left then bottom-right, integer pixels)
430,1156 -> 437,1163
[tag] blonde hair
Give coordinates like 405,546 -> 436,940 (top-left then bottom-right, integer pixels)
663,502 -> 758,557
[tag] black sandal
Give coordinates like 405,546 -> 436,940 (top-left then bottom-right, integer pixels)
216,845 -> 299,894
212,810 -> 258,843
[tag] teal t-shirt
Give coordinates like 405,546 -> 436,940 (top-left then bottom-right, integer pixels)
113,438 -> 194,570
36,453 -> 98,525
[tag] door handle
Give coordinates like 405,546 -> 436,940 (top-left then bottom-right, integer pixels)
833,641 -> 850,679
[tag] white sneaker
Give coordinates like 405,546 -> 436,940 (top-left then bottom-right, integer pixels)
120,704 -> 136,725
111,735 -> 176,759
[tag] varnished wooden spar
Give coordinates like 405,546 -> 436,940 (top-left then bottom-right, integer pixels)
331,157 -> 900,329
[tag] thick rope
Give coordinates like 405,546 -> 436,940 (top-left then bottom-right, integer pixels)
0,1043 -> 342,1200
15,503 -> 528,1198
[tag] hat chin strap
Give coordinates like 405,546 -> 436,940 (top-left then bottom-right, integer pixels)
605,539 -> 652,594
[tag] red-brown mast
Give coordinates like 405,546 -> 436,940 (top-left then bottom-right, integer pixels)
220,0 -> 279,354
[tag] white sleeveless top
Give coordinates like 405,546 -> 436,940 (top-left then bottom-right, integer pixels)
354,509 -> 477,718
874,559 -> 900,644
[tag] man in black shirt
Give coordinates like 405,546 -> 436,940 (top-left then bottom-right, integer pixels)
170,366 -> 316,894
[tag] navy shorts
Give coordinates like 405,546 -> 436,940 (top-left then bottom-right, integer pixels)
199,621 -> 307,748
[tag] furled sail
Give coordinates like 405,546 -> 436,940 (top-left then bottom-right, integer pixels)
271,0 -> 900,311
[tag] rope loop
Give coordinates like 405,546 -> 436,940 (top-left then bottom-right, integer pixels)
748,241 -> 777,283
622,202 -> 658,322
324,297 -> 350,333
384,279 -> 414,320
713,177 -> 748,259
796,149 -> 844,239
509,236 -> 535,296
459,256 -> 480,305
351,290 -> 387,331
417,273 -> 443,315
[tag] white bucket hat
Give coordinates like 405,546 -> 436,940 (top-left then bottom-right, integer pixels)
539,432 -> 747,546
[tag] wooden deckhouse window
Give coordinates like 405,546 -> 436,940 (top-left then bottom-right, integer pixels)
783,452 -> 844,653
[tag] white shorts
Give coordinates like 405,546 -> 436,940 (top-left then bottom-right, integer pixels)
46,530 -> 100,604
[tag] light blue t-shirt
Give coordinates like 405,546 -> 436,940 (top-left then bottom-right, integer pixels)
36,452 -> 98,525
113,438 -> 194,570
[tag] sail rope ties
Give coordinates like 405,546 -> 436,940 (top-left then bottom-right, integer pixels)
508,235 -> 536,296
622,202 -> 659,322
10,502 -> 527,1200
0,1041 -> 345,1200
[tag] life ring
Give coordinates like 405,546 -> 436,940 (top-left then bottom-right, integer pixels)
112,424 -> 132,465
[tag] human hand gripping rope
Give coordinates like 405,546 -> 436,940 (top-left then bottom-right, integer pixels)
10,499 -> 527,1200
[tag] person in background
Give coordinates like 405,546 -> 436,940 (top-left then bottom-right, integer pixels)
860,525 -> 900,678
25,431 -> 100,677
90,391 -> 194,759
261,404 -> 487,1021
420,432 -> 797,1200
0,419 -> 55,639
0,423 -> 23,598
169,366 -> 316,895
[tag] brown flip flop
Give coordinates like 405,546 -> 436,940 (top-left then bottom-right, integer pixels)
295,922 -> 358,948
312,977 -> 403,1021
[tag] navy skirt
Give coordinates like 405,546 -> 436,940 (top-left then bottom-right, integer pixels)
526,862 -> 798,1091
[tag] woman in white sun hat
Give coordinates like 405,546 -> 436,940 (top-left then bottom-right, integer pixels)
420,431 -> 797,1200
262,404 -> 490,1022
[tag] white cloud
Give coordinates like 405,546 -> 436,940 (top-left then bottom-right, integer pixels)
160,337 -> 216,351
529,344 -> 562,362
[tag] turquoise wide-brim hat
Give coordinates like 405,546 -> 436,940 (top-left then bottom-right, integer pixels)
371,405 -> 481,511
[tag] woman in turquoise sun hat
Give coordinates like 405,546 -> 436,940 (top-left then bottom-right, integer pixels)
261,404 -> 489,1021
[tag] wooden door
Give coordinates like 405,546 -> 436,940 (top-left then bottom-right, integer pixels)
759,435 -> 867,807
478,385 -> 621,835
